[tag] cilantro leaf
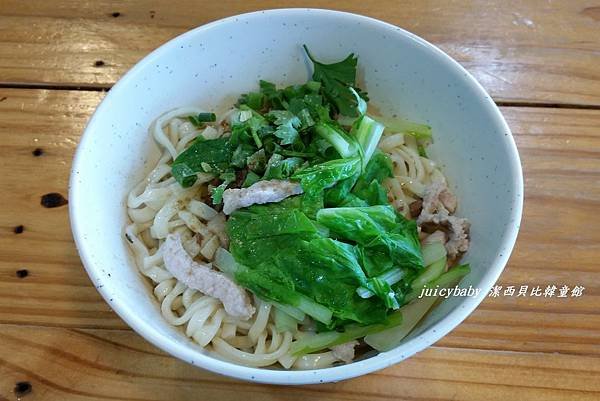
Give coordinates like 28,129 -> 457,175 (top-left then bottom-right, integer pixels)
231,143 -> 255,168
211,172 -> 236,204
260,80 -> 286,109
263,154 -> 305,179
230,111 -> 273,148
266,110 -> 301,145
303,45 -> 368,117
237,92 -> 264,111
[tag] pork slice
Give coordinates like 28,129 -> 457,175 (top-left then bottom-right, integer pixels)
446,216 -> 470,257
418,181 -> 449,222
439,188 -> 457,213
417,181 -> 469,258
162,233 -> 255,319
409,199 -> 423,218
222,179 -> 303,215
331,340 -> 359,364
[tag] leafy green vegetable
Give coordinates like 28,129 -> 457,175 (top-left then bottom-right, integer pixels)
404,264 -> 471,303
262,154 -> 304,179
292,157 -> 361,196
317,204 -> 397,240
314,122 -> 359,158
274,307 -> 298,333
358,246 -> 394,277
227,203 -> 389,327
246,149 -> 267,173
233,208 -> 318,240
351,115 -> 385,167
238,91 -> 264,111
316,205 -> 424,270
290,311 -> 403,356
376,114 -> 432,157
421,241 -> 447,267
171,137 -> 233,187
375,115 -> 432,140
357,268 -> 406,299
242,171 -> 260,187
210,171 -> 235,204
411,257 -> 446,291
364,294 -> 437,352
351,153 -> 392,205
368,277 -> 399,309
213,248 -> 331,324
266,110 -> 302,145
233,261 -> 334,324
188,112 -> 217,126
324,173 -> 359,206
365,264 -> 470,351
303,45 -> 368,116
258,80 -> 284,109
230,144 -> 255,169
289,93 -> 331,123
273,302 -> 306,322
295,108 -> 315,128
230,110 -> 272,148
355,180 -> 389,205
355,151 -> 394,187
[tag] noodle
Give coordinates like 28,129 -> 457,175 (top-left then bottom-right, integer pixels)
126,108 -> 297,368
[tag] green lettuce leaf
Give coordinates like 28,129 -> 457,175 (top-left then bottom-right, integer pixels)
262,154 -> 304,179
171,137 -> 233,187
316,205 -> 424,270
227,202 -> 388,326
292,157 -> 361,196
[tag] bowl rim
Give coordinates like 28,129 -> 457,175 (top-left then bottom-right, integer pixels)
69,7 -> 524,385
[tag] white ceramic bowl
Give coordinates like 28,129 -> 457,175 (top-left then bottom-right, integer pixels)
70,9 -> 523,384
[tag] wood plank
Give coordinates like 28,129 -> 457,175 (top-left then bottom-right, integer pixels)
0,324 -> 599,400
0,89 -> 122,329
0,0 -> 599,105
1,88 -> 599,357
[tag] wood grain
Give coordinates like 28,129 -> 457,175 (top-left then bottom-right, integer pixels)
1,324 -> 599,401
1,1 -> 599,399
1,88 -> 599,362
0,0 -> 599,105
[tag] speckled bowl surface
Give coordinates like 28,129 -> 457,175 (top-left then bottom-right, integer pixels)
70,9 -> 523,384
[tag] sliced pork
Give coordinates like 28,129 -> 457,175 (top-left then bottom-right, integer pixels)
417,181 -> 470,258
331,340 -> 359,364
222,179 -> 303,215
162,233 -> 255,319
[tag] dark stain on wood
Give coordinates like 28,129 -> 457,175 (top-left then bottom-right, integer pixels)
14,381 -> 32,397
32,148 -> 43,156
0,96 -> 7,102
111,11 -> 121,18
16,269 -> 29,278
581,6 -> 600,21
14,225 -> 24,234
94,60 -> 105,67
41,193 -> 68,208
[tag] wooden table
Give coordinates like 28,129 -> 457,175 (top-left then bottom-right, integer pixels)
1,1 -> 598,400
